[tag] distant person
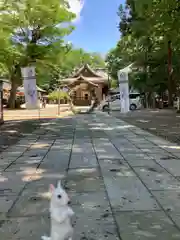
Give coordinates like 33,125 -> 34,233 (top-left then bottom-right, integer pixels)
42,97 -> 46,108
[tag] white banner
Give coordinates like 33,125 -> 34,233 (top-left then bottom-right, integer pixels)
21,67 -> 38,109
117,70 -> 129,113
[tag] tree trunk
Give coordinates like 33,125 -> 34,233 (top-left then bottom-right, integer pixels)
152,92 -> 156,108
147,92 -> 152,108
7,79 -> 18,109
145,93 -> 148,108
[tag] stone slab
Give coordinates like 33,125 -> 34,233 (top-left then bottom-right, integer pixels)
118,146 -> 143,154
0,215 -> 50,239
8,189 -> 50,217
121,153 -> 151,161
0,151 -> 24,159
50,140 -> 72,151
23,149 -> 48,158
93,139 -> 122,160
4,146 -> 29,152
103,176 -> 160,211
69,191 -> 109,210
158,160 -> 180,177
153,190 -> 180,212
39,150 -> 70,172
133,165 -> 180,190
0,158 -> 16,171
15,155 -> 44,163
99,159 -> 135,177
73,208 -> 119,240
132,143 -> 157,149
70,141 -> 97,168
147,153 -> 177,161
0,172 -> 30,196
23,176 -> 65,196
168,212 -> 180,229
0,195 -> 18,217
30,142 -> 53,150
89,129 -> 108,139
66,168 -> 105,192
127,159 -> 157,167
5,161 -> 40,172
141,148 -> 169,154
115,211 -> 180,240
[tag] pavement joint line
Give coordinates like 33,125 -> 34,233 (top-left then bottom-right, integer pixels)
112,209 -> 163,213
36,139 -> 57,170
5,213 -> 50,219
89,127 -> 123,240
7,213 -> 50,218
104,114 -> 180,232
68,166 -> 99,170
6,180 -> 30,218
62,125 -> 76,187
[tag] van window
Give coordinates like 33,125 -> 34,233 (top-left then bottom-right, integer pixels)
129,93 -> 140,99
111,95 -> 120,101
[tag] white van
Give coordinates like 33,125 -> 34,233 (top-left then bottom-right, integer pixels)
100,93 -> 142,111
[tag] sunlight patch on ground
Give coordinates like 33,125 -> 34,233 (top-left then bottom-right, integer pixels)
137,120 -> 150,123
161,145 -> 180,149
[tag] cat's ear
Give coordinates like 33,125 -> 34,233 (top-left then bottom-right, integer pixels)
57,180 -> 62,189
49,184 -> 55,193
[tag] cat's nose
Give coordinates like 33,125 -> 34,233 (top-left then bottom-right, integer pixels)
68,200 -> 71,205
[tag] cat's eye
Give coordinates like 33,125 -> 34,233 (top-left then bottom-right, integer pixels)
57,194 -> 62,199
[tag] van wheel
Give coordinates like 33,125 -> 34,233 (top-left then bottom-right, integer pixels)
103,105 -> 109,111
130,104 -> 137,111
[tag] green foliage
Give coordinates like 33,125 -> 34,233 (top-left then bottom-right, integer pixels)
59,48 -> 105,78
38,48 -> 105,91
0,0 -> 75,108
0,0 -> 106,108
110,78 -> 118,89
107,0 -> 180,102
48,91 -> 70,101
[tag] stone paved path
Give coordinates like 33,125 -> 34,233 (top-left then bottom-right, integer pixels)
1,112 -> 180,239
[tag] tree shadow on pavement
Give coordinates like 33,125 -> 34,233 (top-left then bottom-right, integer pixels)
0,118 -> 56,153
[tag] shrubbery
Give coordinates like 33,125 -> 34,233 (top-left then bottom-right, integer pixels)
48,91 -> 70,102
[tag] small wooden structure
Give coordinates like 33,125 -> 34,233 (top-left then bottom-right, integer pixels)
61,64 -> 109,106
0,80 -> 4,124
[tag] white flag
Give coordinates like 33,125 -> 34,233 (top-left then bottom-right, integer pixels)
21,67 -> 38,109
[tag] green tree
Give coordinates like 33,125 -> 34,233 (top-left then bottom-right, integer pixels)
107,0 -> 180,107
0,0 -> 75,108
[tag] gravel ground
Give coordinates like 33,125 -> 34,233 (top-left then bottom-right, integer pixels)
112,108 -> 180,144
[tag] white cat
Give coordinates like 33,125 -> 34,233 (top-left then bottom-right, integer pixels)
41,180 -> 74,240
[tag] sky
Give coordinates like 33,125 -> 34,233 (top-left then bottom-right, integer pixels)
67,0 -> 125,55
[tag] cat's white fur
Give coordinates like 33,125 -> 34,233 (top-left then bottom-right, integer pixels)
41,180 -> 74,240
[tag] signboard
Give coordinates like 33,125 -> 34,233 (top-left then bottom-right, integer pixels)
21,67 -> 38,109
